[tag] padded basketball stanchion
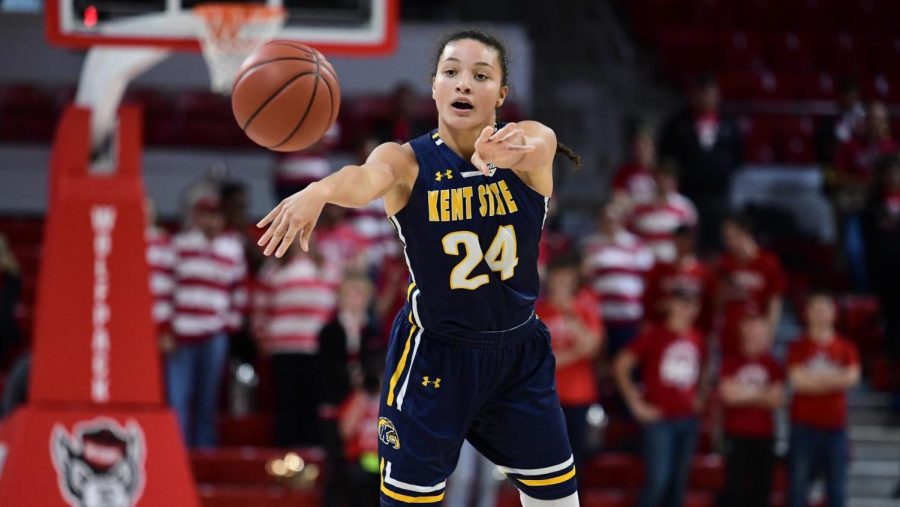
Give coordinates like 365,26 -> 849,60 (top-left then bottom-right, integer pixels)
0,106 -> 199,506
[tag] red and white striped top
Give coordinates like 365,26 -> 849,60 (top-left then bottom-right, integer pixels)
628,193 -> 697,263
146,226 -> 175,333
581,230 -> 654,325
254,254 -> 337,354
170,229 -> 248,343
349,198 -> 401,267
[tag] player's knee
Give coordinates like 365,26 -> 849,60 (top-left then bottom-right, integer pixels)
519,491 -> 579,506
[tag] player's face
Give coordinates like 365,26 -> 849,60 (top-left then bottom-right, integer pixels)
433,39 -> 508,131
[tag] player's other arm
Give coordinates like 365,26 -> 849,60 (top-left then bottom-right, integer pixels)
257,142 -> 415,257
471,120 -> 556,197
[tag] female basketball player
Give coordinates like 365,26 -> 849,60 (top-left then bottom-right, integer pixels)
258,30 -> 582,506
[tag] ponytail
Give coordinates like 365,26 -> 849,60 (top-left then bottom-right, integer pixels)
556,141 -> 582,170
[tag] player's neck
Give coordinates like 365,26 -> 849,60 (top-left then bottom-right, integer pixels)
437,119 -> 493,161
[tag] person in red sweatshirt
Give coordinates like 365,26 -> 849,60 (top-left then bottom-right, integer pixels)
787,291 -> 860,507
614,288 -> 706,507
536,255 -> 603,469
714,214 -> 785,358
718,313 -> 784,507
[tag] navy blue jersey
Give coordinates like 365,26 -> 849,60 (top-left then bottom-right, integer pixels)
389,129 -> 549,341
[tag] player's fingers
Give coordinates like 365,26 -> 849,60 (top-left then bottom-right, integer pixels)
300,223 -> 316,252
496,128 -> 523,143
476,126 -> 493,145
489,122 -> 516,141
256,213 -> 283,247
505,144 -> 536,152
263,218 -> 290,256
274,223 -> 300,258
471,151 -> 490,175
257,202 -> 282,228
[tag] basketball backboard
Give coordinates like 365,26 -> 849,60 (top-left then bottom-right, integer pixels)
46,0 -> 397,55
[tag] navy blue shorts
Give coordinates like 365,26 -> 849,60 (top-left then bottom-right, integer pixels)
377,309 -> 577,505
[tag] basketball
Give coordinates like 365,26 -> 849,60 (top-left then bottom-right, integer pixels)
231,41 -> 340,152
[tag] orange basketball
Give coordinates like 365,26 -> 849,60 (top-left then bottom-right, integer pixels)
231,41 -> 340,152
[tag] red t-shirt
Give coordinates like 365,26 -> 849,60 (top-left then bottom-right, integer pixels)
720,353 -> 783,437
714,250 -> 785,357
628,324 -> 704,419
643,258 -> 713,333
536,290 -> 602,406
788,335 -> 859,429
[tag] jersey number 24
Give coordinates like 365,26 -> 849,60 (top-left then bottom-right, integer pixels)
442,225 -> 518,290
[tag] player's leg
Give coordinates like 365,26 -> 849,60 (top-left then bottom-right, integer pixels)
377,310 -> 481,506
466,323 -> 578,503
519,491 -> 579,506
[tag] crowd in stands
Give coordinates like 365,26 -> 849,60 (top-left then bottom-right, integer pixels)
0,66 -> 898,506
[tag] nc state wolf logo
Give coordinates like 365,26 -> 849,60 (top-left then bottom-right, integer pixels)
50,418 -> 146,507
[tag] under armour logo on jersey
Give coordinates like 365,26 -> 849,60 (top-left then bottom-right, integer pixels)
435,170 -> 453,181
422,376 -> 442,388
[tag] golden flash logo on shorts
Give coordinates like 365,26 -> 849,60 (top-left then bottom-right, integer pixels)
421,376 -> 442,388
378,417 -> 400,450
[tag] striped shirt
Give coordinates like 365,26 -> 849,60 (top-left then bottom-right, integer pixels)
146,226 -> 175,332
170,229 -> 247,342
254,255 -> 337,354
628,193 -> 697,263
581,230 -> 655,325
349,198 -> 401,267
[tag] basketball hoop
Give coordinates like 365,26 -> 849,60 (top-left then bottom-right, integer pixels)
193,3 -> 286,94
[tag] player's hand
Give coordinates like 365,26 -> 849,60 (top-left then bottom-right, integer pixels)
257,184 -> 327,257
630,398 -> 662,424
471,123 -> 535,176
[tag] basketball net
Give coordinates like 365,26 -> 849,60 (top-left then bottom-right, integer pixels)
193,3 -> 287,94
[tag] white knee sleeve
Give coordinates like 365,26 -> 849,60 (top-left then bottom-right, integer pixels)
519,491 -> 580,506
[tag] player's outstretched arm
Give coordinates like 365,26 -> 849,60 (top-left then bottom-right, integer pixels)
257,142 -> 415,257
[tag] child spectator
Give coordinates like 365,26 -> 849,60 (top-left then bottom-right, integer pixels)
718,313 -> 784,507
787,292 -> 860,507
628,164 -> 697,263
714,214 -> 785,358
613,288 -> 706,507
643,226 -> 713,334
536,255 -> 603,468
254,242 -> 337,446
582,201 -> 654,357
338,366 -> 383,507
168,194 -> 247,448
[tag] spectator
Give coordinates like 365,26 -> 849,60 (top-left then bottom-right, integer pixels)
0,233 -> 21,364
254,243 -> 337,447
718,313 -> 784,507
538,198 -> 573,280
613,288 -> 706,507
612,124 -> 659,207
316,204 -> 371,283
659,73 -> 744,252
863,155 -> 900,409
714,214 -> 785,359
628,164 -> 698,263
787,292 -> 860,507
643,226 -> 713,335
834,102 -> 899,290
145,199 -> 175,354
167,194 -> 247,448
221,181 -> 265,275
581,201 -> 654,357
317,272 -> 381,506
815,78 -> 865,165
536,255 -> 603,469
338,366 -> 383,507
371,82 -> 429,144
